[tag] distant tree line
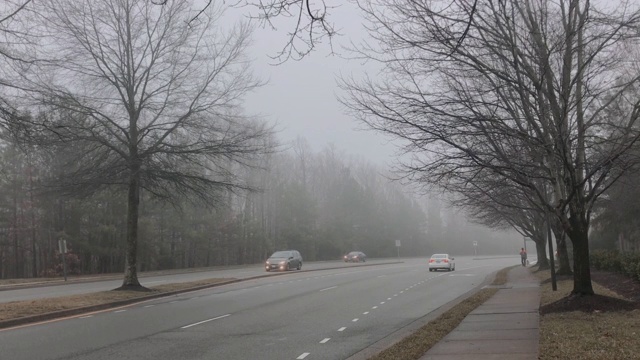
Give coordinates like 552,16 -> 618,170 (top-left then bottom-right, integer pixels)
0,132 -> 436,279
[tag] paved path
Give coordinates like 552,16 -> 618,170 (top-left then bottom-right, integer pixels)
420,266 -> 540,360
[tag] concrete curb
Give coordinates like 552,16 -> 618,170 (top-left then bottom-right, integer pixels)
0,261 -> 402,330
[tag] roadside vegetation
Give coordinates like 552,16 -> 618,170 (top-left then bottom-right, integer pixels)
369,266 -> 514,360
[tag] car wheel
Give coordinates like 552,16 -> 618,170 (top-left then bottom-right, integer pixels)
448,265 -> 452,272
297,262 -> 302,270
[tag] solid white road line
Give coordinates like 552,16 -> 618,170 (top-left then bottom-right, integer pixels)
338,327 -> 346,332
320,338 -> 331,344
79,315 -> 93,319
181,314 -> 231,329
297,353 -> 310,359
319,286 -> 337,292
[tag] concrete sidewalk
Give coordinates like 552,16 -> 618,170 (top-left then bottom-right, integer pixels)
419,266 -> 540,360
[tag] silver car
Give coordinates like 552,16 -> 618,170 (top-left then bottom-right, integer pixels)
429,254 -> 455,272
265,250 -> 303,272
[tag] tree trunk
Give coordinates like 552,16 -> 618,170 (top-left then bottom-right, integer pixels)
567,212 -> 594,295
534,237 -> 549,270
555,232 -> 572,275
120,164 -> 145,290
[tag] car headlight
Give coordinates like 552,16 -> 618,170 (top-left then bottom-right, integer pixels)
266,261 -> 270,265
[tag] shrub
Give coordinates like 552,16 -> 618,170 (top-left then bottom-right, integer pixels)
591,249 -> 640,281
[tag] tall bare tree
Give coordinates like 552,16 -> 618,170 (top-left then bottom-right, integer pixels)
12,0 -> 272,289
341,0 -> 640,295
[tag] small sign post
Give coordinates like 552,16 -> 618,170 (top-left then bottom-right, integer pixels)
58,239 -> 68,281
395,240 -> 401,259
473,241 -> 478,257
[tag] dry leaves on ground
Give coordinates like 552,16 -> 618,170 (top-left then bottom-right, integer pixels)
0,278 -> 232,322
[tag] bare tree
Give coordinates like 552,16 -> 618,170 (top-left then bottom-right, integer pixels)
153,0 -> 337,63
12,0 -> 272,289
341,0 -> 640,295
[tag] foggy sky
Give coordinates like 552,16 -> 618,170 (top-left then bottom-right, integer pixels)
238,2 -> 400,164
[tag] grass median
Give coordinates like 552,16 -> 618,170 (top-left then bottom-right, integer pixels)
0,278 -> 233,323
536,270 -> 640,360
369,265 -> 516,360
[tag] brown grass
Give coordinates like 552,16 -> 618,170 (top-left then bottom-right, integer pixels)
369,266 -> 514,360
0,278 -> 232,322
536,270 -> 640,360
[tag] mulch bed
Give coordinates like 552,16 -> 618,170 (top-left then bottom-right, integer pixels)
540,270 -> 640,314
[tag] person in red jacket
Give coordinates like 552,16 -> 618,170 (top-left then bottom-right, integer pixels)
519,248 -> 528,266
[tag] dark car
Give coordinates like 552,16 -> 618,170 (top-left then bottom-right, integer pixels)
265,250 -> 303,271
344,251 -> 367,263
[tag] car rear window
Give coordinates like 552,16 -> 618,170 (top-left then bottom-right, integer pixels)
432,254 -> 446,258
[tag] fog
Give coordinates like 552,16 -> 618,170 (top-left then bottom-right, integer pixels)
0,0 -> 520,280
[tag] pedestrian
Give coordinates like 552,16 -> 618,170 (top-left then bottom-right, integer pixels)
520,248 -> 527,266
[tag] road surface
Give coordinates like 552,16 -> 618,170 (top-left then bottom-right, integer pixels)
0,257 -> 517,360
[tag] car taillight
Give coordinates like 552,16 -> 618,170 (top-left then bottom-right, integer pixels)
443,259 -> 448,263
429,259 -> 435,263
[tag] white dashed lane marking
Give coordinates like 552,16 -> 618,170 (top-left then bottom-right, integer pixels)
363,312 -> 369,315
338,327 -> 346,332
181,314 -> 231,329
320,338 -> 330,344
297,352 -> 310,359
320,286 -> 337,292
352,318 -> 359,322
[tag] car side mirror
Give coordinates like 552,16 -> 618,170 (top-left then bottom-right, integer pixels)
289,256 -> 294,260
451,257 -> 455,260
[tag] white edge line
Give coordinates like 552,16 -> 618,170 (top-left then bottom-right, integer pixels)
79,315 -> 93,319
181,314 -> 231,329
114,310 -> 127,313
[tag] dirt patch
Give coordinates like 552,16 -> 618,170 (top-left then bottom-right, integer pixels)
536,268 -> 640,360
370,266 -> 513,360
540,294 -> 639,314
0,278 -> 232,322
591,270 -> 640,301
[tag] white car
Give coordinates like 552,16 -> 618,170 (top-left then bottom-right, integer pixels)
429,254 -> 455,272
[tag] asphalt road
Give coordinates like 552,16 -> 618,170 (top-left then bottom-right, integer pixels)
0,257 -> 517,360
0,259 -> 399,303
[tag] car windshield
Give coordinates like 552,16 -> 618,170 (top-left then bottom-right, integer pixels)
432,254 -> 447,259
348,252 -> 359,256
270,251 -> 291,258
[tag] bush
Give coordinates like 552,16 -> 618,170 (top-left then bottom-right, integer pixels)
591,249 -> 640,281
